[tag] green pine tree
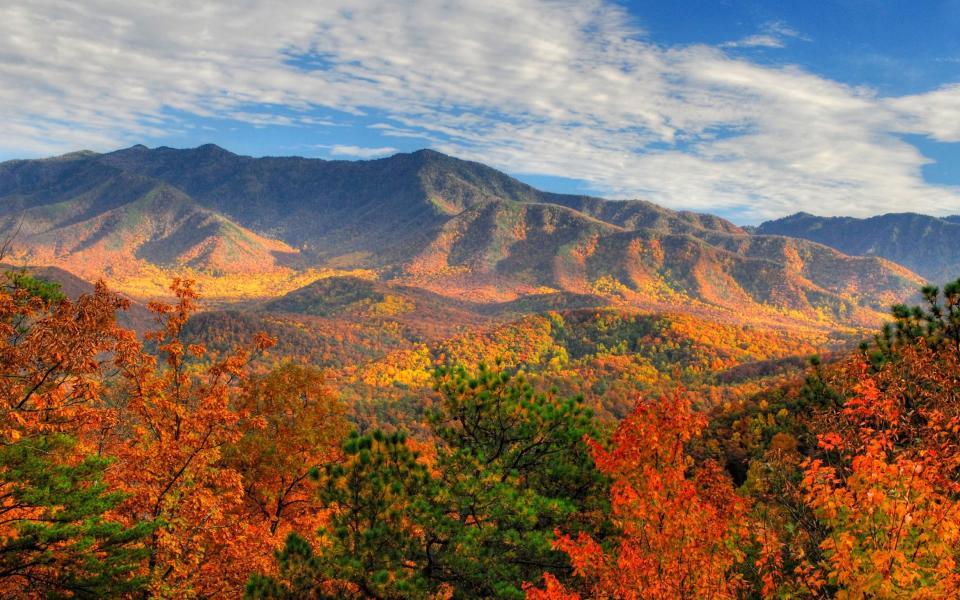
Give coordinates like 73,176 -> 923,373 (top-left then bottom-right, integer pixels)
423,363 -> 606,598
865,277 -> 960,367
0,270 -> 152,598
0,434 -> 153,598
248,363 -> 606,599
247,430 -> 433,599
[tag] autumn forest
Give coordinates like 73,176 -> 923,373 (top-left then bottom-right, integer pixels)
6,251 -> 960,599
10,0 -> 960,594
1,137 -> 960,600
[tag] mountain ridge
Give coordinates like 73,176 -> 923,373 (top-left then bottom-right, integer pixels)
757,211 -> 960,283
0,144 -> 927,326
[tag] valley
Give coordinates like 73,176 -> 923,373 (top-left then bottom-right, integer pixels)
4,145 -> 930,420
2,145 -> 937,420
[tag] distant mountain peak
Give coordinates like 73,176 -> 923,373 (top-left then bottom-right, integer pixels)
110,144 -> 150,154
758,212 -> 960,282
47,150 -> 100,161
195,143 -> 233,155
117,143 -> 237,157
410,148 -> 444,157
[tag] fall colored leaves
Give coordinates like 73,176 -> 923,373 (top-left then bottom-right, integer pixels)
526,393 -> 778,600
3,269 -> 960,598
0,275 -> 348,597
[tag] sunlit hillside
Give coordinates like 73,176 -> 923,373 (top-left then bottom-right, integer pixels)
3,1 -> 958,597
0,146 -> 923,327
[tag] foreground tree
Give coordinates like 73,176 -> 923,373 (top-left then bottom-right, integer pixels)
0,273 -> 151,597
867,277 -> 960,366
734,280 -> 960,596
247,430 -> 435,599
0,435 -> 151,598
226,363 -> 350,538
103,278 -> 277,596
249,363 -> 606,599
426,364 -> 606,596
527,392 -> 777,600
797,346 -> 960,597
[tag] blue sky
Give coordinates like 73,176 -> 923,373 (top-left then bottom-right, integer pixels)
2,0 -> 959,223
631,1 -> 960,94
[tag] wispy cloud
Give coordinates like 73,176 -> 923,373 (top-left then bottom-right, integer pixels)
721,34 -> 785,49
328,145 -> 397,158
721,20 -> 810,49
765,20 -> 811,42
887,84 -> 960,142
0,0 -> 957,221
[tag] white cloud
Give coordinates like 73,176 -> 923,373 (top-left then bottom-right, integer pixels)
887,84 -> 960,142
721,35 -> 784,49
0,0 -> 958,221
721,20 -> 810,50
764,20 -> 811,42
328,145 -> 397,157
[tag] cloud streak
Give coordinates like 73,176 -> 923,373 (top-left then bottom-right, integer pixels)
721,34 -> 785,49
328,145 -> 398,158
0,0 -> 958,221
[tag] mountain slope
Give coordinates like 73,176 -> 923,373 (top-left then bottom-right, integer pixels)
393,198 -> 921,323
97,146 -> 490,265
0,145 -> 927,326
94,145 -> 750,267
756,212 -> 960,283
546,195 -> 745,237
0,154 -> 300,280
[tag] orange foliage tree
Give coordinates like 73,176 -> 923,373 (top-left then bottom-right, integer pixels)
0,272 -> 349,598
100,279 -> 281,596
0,277 -> 130,440
0,274 -> 152,597
225,362 -> 349,537
527,392 -> 778,599
798,346 -> 960,597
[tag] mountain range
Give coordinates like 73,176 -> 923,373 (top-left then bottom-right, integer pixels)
0,145 -> 934,330
757,212 -> 960,283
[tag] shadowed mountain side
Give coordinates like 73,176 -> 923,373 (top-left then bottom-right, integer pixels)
95,145 -> 746,267
97,146 -> 494,265
0,159 -> 301,278
757,212 -> 960,283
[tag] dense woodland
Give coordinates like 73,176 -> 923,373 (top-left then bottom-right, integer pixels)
3,267 -> 960,599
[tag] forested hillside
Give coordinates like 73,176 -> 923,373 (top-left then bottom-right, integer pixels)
4,266 -> 960,598
758,211 -> 960,282
0,147 -> 923,325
